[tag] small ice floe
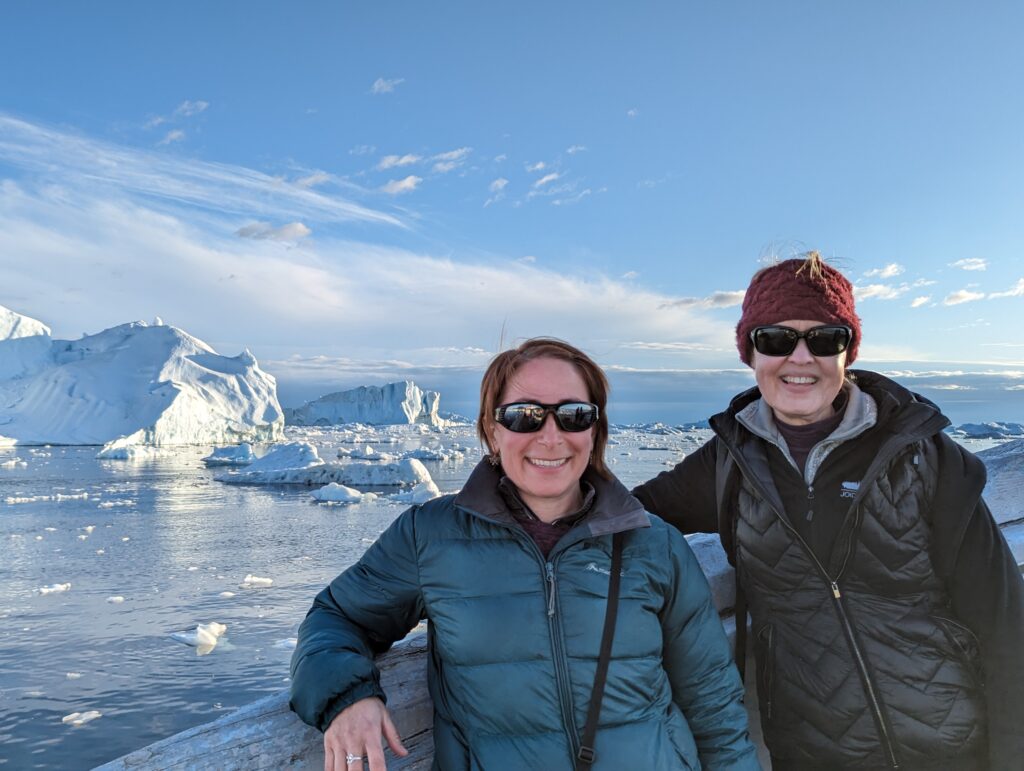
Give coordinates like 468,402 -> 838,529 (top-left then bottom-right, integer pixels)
77,534 -> 88,540
106,596 -> 125,603
96,549 -> 105,555
62,710 -> 102,726
96,436 -> 168,461
274,638 -> 298,650
169,621 -> 228,655
187,566 -> 199,571
311,483 -> 365,504
83,525 -> 95,534
0,459 -> 27,468
98,500 -> 136,509
37,583 -> 71,595
391,480 -> 442,504
34,535 -> 43,540
202,443 -> 257,467
121,537 -> 130,542
241,574 -> 273,588
401,445 -> 465,462
347,445 -> 392,461
66,672 -> 83,680
218,591 -> 236,598
44,527 -> 57,532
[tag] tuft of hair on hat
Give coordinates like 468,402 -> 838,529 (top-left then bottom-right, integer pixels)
735,250 -> 861,366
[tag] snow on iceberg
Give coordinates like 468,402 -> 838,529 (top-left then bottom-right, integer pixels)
202,443 -> 257,466
391,480 -> 442,504
979,438 -> 1024,524
285,381 -> 445,427
0,305 -> 284,446
952,422 -> 1024,440
311,482 -> 370,503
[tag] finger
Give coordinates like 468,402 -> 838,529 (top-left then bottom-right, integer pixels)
323,743 -> 331,771
367,740 -> 390,771
381,710 -> 409,757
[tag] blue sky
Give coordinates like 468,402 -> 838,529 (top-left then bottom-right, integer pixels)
1,2 -> 1023,421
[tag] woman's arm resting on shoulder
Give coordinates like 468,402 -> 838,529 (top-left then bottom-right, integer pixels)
632,438 -> 719,534
290,507 -> 426,734
659,527 -> 761,770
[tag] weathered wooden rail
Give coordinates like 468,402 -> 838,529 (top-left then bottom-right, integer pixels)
95,524 -> 1024,771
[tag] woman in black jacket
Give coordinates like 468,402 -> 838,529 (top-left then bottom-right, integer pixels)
634,251 -> 1024,771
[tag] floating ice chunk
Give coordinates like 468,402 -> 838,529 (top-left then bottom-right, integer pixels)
311,483 -> 365,504
202,443 -> 257,467
241,574 -> 273,588
77,534 -> 88,540
96,549 -> 105,555
62,710 -> 102,726
170,621 -> 228,655
98,500 -> 136,509
83,525 -> 95,534
106,596 -> 125,603
274,638 -> 298,650
391,480 -> 443,504
0,459 -> 27,468
97,441 -> 166,461
66,672 -> 82,679
44,527 -> 57,532
38,583 -> 71,594
187,566 -> 199,571
218,591 -> 236,598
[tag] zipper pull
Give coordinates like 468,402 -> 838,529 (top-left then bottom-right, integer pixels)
831,580 -> 841,599
806,485 -> 814,521
546,562 -> 556,617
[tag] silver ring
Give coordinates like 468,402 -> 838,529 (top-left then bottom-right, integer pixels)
345,753 -> 366,765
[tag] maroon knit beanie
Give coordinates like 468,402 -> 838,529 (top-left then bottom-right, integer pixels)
735,253 -> 861,366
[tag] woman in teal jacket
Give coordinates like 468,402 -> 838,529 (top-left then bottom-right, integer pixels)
290,339 -> 758,771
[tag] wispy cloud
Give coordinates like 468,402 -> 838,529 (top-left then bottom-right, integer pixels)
174,100 -> 209,118
235,221 -> 312,241
157,129 -> 185,146
910,296 -> 931,308
431,147 -> 471,174
989,278 -> 1024,299
380,175 -> 422,195
295,171 -> 330,189
626,108 -> 639,118
659,290 -> 745,310
526,161 -> 546,172
951,257 -> 987,271
377,154 -> 421,170
854,283 -> 910,301
623,341 -> 719,352
566,145 -> 587,154
349,144 -> 376,156
484,178 -> 509,207
0,114 -> 403,227
943,289 -> 985,305
864,263 -> 904,279
551,189 -> 592,206
371,77 -> 405,94
533,172 -> 561,188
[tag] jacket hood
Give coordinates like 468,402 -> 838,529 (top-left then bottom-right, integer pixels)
454,458 -> 650,538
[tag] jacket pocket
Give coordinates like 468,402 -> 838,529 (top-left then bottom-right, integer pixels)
755,623 -> 776,721
933,614 -> 984,686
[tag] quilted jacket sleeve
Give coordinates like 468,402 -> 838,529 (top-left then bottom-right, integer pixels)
659,525 -> 761,770
632,438 -> 719,535
289,506 -> 426,732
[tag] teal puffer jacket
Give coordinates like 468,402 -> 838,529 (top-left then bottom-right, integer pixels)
290,460 -> 758,770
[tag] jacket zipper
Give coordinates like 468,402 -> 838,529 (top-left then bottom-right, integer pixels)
728,450 -> 901,770
545,555 -> 581,759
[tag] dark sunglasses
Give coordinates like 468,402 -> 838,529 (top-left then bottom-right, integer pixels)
750,325 -> 852,357
494,401 -> 599,433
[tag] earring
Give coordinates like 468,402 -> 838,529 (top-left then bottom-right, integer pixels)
488,451 -> 501,467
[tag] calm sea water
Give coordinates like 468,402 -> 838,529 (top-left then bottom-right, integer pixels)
0,425 -> 692,770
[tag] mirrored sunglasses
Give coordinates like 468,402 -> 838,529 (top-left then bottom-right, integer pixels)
494,401 -> 599,433
750,325 -> 852,357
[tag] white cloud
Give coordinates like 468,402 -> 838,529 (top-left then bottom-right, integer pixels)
380,175 -> 422,195
864,263 -> 904,279
988,278 -> 1024,299
295,171 -> 330,189
0,115 -> 402,228
157,129 -> 186,146
174,100 -> 209,117
660,290 -> 745,309
910,296 -> 931,308
951,258 -> 987,271
518,255 -> 537,263
371,77 -> 405,94
854,283 -> 910,301
143,115 -> 166,130
349,144 -> 376,156
431,147 -> 471,174
551,189 -> 592,206
493,153 -> 507,162
377,154 -> 421,170
235,221 -> 312,241
912,278 -> 937,287
566,145 -> 587,154
489,178 -> 508,193
526,161 -> 546,172
623,341 -> 718,352
626,108 -> 639,118
533,172 -> 561,188
622,271 -> 638,279
943,289 -> 986,305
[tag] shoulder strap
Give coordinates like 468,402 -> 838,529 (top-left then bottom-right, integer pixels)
576,531 -> 624,771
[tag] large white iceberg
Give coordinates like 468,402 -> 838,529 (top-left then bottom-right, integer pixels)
285,381 -> 445,428
979,439 -> 1024,524
0,305 -> 284,446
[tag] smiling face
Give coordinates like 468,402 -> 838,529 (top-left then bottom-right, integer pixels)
490,356 -> 595,523
753,319 -> 848,426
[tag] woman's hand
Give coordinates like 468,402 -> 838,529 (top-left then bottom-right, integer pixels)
323,696 -> 408,771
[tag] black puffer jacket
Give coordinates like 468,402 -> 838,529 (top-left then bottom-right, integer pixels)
634,371 -> 1024,770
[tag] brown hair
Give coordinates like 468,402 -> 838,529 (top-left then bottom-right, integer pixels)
477,337 -> 612,479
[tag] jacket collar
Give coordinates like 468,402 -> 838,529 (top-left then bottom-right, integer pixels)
454,459 -> 650,539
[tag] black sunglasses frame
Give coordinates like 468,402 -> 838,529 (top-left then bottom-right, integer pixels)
494,401 -> 600,433
749,324 -> 853,358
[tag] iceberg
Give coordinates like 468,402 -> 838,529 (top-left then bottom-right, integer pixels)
0,305 -> 284,446
285,381 -> 445,427
202,443 -> 257,466
952,422 -> 1024,440
979,439 -> 1024,524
